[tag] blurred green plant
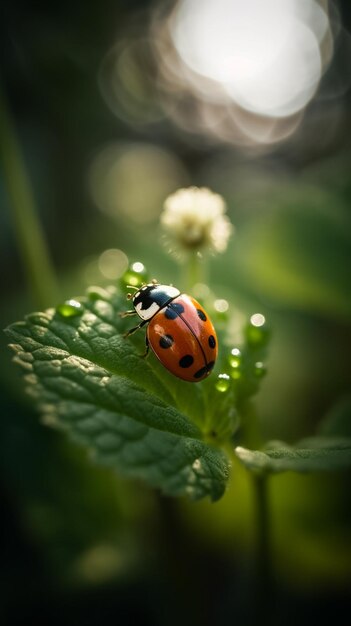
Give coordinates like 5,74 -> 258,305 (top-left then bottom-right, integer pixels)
0,84 -> 58,309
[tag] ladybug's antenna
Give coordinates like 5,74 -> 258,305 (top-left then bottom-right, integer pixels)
125,285 -> 139,301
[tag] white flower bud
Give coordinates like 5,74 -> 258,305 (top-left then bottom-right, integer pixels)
161,187 -> 233,254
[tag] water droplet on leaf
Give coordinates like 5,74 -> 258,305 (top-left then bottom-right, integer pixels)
228,347 -> 242,369
56,299 -> 83,318
254,361 -> 267,378
215,373 -> 230,392
245,313 -> 270,347
120,262 -> 149,289
230,368 -> 242,380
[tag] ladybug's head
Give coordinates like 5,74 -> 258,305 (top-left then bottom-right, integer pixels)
132,283 -> 180,321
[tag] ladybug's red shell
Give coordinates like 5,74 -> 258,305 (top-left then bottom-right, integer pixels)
147,294 -> 217,382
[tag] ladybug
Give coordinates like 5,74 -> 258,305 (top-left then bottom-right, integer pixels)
121,281 -> 218,382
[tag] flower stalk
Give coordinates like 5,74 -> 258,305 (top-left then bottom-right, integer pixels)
252,472 -> 274,621
0,83 -> 58,309
182,251 -> 207,292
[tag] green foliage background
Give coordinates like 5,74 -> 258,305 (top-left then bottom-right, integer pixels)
1,1 -> 351,625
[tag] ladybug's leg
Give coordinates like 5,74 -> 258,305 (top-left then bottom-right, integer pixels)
141,335 -> 150,358
123,319 -> 148,337
119,310 -> 136,318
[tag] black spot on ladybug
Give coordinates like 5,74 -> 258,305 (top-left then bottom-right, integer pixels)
194,361 -> 215,379
165,302 -> 185,319
194,365 -> 207,379
179,354 -> 194,368
197,309 -> 207,322
159,334 -> 174,349
208,335 -> 216,349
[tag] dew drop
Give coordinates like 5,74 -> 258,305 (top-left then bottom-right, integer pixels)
246,313 -> 270,347
254,361 -> 267,378
228,347 -> 242,369
230,368 -> 242,380
250,313 -> 265,327
120,261 -> 149,289
56,299 -> 83,318
215,373 -> 230,393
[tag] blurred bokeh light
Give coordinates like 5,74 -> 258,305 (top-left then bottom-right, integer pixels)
93,0 -> 349,149
98,248 -> 128,279
89,142 -> 189,224
149,0 -> 346,147
171,0 -> 330,117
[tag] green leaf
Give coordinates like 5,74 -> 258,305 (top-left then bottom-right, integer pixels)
5,286 -> 229,501
235,436 -> 351,474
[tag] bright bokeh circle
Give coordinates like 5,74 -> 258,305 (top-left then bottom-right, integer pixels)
170,0 -> 331,118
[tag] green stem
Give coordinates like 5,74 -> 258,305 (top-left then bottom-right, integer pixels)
182,251 -> 207,292
252,472 -> 273,619
0,83 -> 59,309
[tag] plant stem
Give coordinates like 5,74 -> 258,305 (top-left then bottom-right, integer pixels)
252,472 -> 273,620
182,251 -> 207,292
0,83 -> 59,309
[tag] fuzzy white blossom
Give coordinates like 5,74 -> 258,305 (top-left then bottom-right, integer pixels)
161,187 -> 233,255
